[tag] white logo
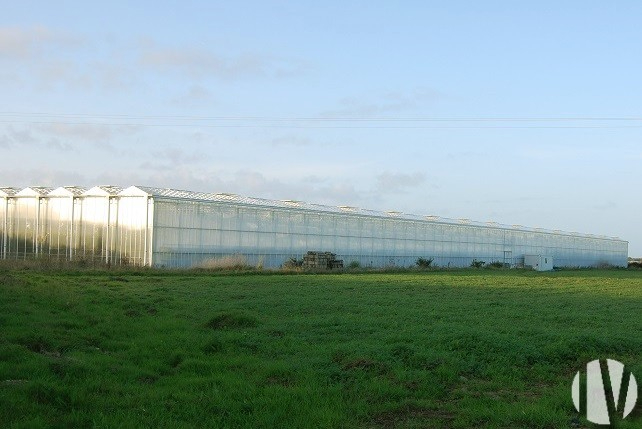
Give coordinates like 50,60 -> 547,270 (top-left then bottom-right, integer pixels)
572,359 -> 638,425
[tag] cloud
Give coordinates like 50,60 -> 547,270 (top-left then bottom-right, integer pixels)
0,167 -> 88,188
35,59 -> 80,90
270,135 -> 315,146
592,201 -> 617,210
87,60 -> 138,90
375,171 -> 426,194
45,138 -> 74,151
0,26 -> 78,59
0,123 -> 141,152
0,26 -> 140,92
0,26 -> 113,91
0,160 -> 428,215
35,123 -> 141,149
222,171 -> 363,205
0,133 -> 11,148
140,147 -> 210,170
139,44 -> 309,80
0,126 -> 53,150
2,26 -> 309,97
4,125 -> 38,146
89,166 -> 367,209
170,85 -> 214,106
322,87 -> 442,117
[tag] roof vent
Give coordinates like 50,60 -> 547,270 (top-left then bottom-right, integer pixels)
215,193 -> 241,201
338,205 -> 357,212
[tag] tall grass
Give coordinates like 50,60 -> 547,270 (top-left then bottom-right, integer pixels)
195,254 -> 252,270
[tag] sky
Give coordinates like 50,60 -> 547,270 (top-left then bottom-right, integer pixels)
1,1 -> 641,255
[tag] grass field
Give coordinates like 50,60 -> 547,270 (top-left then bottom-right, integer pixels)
1,268 -> 641,428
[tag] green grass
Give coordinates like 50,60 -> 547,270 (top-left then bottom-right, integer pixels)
0,269 -> 641,428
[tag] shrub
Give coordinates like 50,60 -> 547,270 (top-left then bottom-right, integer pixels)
416,257 -> 434,268
487,261 -> 505,269
348,261 -> 361,269
595,261 -> 615,269
283,257 -> 303,269
470,259 -> 485,269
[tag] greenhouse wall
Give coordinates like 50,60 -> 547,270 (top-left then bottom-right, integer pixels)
78,186 -> 122,264
5,188 -> 53,259
149,195 -> 627,269
39,188 -> 78,260
117,189 -> 154,266
77,193 -> 118,264
1,188 -> 19,260
0,185 -> 629,268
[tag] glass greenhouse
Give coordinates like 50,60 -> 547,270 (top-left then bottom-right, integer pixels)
0,185 -> 628,268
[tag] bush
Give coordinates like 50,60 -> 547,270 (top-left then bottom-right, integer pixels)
470,259 -> 485,269
348,261 -> 361,269
283,257 -> 303,269
416,257 -> 434,268
595,261 -> 614,269
487,261 -> 505,269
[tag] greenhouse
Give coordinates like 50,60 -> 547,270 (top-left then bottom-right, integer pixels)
0,185 -> 629,268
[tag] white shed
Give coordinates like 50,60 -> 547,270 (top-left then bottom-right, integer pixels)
524,254 -> 554,271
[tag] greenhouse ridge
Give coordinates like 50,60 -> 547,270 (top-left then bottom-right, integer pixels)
1,185 -> 628,268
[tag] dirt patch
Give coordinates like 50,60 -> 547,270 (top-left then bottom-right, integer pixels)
168,353 -> 183,368
22,336 -> 61,357
370,404 -> 455,428
264,374 -> 295,387
342,358 -> 389,375
205,312 -> 258,330
0,274 -> 28,287
137,374 -> 158,384
403,380 -> 420,391
2,379 -> 28,386
202,338 -> 225,354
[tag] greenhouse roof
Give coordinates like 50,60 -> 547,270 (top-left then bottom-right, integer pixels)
49,186 -> 87,197
16,187 -> 55,197
0,185 -> 623,241
83,186 -> 123,196
0,187 -> 19,197
115,186 -> 621,241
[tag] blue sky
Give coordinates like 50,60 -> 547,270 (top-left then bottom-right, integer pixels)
1,1 -> 641,255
